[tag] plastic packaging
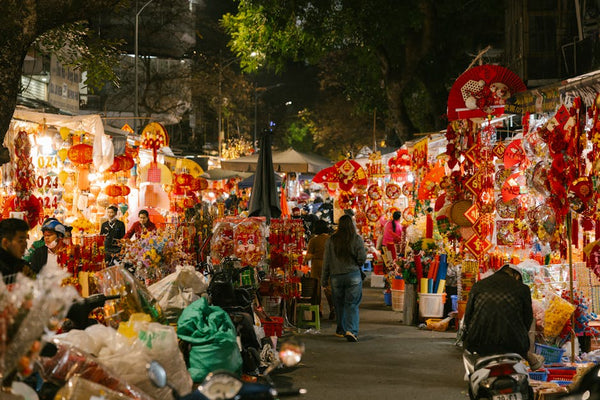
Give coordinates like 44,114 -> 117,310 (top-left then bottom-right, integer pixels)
148,265 -> 208,323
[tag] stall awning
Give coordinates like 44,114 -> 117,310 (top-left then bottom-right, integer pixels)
505,69 -> 600,115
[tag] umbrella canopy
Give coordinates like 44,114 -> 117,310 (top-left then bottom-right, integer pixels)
248,129 -> 281,221
238,173 -> 283,189
201,168 -> 253,181
221,148 -> 332,173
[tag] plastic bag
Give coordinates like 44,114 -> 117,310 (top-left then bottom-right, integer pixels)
48,322 -> 191,400
1,264 -> 79,380
94,265 -> 166,325
544,294 -> 576,339
148,265 -> 208,323
38,342 -> 154,400
177,297 -> 242,382
54,376 -> 130,400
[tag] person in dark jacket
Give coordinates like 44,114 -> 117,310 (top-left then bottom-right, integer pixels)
463,264 -> 544,370
0,218 -> 30,282
100,205 -> 126,264
322,214 -> 366,342
30,219 -> 67,275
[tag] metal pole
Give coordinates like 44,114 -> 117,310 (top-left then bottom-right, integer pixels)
253,84 -> 258,151
134,0 -> 156,134
218,58 -> 222,159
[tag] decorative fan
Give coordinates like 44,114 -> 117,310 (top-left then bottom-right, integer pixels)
447,65 -> 527,121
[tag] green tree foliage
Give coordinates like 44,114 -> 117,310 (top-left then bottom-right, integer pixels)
34,21 -> 124,91
222,0 -> 504,147
0,0 -> 125,164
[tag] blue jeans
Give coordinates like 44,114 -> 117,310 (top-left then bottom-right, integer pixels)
331,270 -> 363,336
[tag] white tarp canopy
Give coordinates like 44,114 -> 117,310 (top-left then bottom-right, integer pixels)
220,148 -> 332,174
11,109 -> 114,171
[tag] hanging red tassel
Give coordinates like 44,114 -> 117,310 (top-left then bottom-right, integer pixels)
572,215 -> 579,248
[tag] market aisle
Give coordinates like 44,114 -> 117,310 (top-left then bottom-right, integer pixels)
272,278 -> 468,400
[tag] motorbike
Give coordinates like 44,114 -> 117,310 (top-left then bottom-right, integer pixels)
463,350 -> 533,400
148,340 -> 307,400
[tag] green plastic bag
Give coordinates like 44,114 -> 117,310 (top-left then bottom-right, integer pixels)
177,297 -> 242,382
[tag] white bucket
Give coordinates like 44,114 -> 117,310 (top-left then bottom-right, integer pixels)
418,293 -> 444,318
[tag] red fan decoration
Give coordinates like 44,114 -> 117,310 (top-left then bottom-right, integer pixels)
501,171 -> 527,202
447,65 -> 527,121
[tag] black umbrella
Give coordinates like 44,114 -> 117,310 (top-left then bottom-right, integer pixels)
248,129 -> 281,221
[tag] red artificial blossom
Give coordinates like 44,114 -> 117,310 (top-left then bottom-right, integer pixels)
542,102 -> 586,222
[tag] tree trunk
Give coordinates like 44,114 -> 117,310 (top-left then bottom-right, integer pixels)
0,0 -> 122,164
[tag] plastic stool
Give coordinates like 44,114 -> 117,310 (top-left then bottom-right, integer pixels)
295,303 -> 320,330
361,261 -> 373,272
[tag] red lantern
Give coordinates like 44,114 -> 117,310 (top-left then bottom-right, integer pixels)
118,185 -> 131,196
68,144 -> 93,166
121,155 -> 135,171
105,184 -> 122,197
107,156 -> 123,172
175,173 -> 194,188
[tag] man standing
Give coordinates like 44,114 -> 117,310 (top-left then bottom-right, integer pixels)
0,218 -> 31,281
100,205 -> 126,265
124,209 -> 157,239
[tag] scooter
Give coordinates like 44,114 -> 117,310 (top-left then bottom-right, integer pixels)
463,350 -> 533,400
148,341 -> 307,400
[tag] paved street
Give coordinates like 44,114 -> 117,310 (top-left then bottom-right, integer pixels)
272,278 -> 468,400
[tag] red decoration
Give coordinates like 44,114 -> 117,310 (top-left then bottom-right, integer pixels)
447,65 -> 527,121
68,144 -> 94,166
2,195 -> 42,229
141,122 -> 169,162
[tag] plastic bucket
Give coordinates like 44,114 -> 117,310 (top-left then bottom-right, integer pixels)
392,277 -> 405,290
418,293 -> 445,318
451,295 -> 458,312
391,290 -> 404,312
383,291 -> 392,306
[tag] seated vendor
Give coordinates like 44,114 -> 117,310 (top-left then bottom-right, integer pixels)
124,209 -> 157,239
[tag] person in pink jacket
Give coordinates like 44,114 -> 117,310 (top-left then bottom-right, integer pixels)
382,211 -> 403,246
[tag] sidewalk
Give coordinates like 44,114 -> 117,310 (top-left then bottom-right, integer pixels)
272,281 -> 468,400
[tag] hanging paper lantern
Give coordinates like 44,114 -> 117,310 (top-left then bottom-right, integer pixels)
105,184 -> 122,197
121,155 -> 135,171
68,144 -> 93,166
118,185 -> 131,196
107,156 -> 124,172
175,173 -> 194,188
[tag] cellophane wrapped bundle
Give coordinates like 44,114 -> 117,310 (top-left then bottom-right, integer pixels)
233,217 -> 267,267
94,265 -> 166,326
210,219 -> 237,264
0,265 -> 79,383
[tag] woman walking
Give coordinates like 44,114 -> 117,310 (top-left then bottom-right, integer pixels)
322,214 -> 367,342
305,219 -> 334,320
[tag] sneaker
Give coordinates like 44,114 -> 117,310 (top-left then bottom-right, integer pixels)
344,331 -> 358,342
528,353 -> 544,371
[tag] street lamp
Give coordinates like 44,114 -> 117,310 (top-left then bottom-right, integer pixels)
134,0 -> 156,133
217,55 -> 239,159
253,83 -> 283,151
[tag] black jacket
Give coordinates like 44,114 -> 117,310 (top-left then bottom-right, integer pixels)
464,269 -> 533,358
100,219 -> 126,255
0,247 -> 32,282
29,245 -> 49,275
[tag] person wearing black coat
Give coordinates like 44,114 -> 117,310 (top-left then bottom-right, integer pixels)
0,218 -> 31,282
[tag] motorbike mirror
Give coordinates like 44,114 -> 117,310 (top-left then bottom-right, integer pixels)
147,361 -> 168,388
278,340 -> 304,367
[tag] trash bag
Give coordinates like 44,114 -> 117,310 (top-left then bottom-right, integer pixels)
148,265 -> 208,323
177,297 -> 242,382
